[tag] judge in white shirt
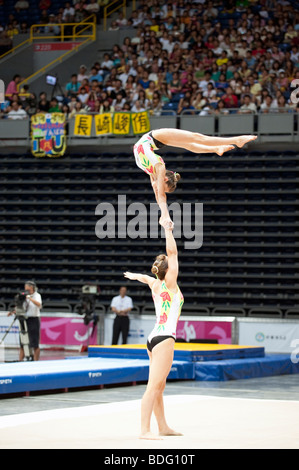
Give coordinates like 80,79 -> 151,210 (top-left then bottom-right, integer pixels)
111,286 -> 133,344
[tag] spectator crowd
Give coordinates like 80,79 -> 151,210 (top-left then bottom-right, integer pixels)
1,0 -> 299,120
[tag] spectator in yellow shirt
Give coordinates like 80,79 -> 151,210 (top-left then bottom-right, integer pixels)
247,75 -> 262,96
216,51 -> 229,66
6,24 -> 19,38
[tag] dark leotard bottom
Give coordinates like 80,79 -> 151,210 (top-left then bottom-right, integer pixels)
147,335 -> 175,352
149,131 -> 166,149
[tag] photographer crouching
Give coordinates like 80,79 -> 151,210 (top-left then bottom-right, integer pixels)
8,281 -> 42,361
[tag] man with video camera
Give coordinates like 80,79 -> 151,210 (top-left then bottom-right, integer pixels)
8,281 -> 42,361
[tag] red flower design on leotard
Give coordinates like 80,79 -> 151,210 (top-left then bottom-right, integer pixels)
160,291 -> 171,302
159,312 -> 167,324
137,144 -> 144,155
146,165 -> 154,174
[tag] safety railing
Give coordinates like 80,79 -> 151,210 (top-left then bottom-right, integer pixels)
180,107 -> 296,115
29,20 -> 96,43
0,37 -> 32,61
16,38 -> 92,90
0,13 -> 96,61
15,15 -> 96,92
1,112 -> 299,143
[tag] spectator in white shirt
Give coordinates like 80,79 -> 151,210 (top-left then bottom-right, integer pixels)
115,11 -> 128,28
239,94 -> 257,113
101,53 -> 114,73
78,65 -> 89,82
204,1 -> 218,18
111,286 -> 133,344
198,72 -> 214,93
260,95 -> 277,113
7,101 -> 27,119
131,100 -> 146,113
85,0 -> 99,14
77,87 -> 89,104
14,1 -> 29,11
62,2 -> 75,21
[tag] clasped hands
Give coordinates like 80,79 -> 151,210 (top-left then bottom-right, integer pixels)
159,216 -> 174,231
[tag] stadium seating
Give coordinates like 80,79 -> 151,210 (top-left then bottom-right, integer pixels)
0,0 -> 70,27
0,148 -> 297,316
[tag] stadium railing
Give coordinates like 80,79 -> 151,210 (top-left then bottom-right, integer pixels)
1,111 -> 298,144
0,13 -> 97,63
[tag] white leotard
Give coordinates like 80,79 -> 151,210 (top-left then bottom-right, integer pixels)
147,280 -> 184,342
133,131 -> 165,175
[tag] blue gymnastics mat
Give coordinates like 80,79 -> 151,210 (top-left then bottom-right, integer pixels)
0,357 -> 194,395
195,354 -> 299,381
88,343 -> 265,362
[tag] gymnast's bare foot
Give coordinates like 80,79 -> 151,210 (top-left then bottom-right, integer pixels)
139,432 -> 163,440
234,135 -> 257,148
216,145 -> 235,156
159,427 -> 183,436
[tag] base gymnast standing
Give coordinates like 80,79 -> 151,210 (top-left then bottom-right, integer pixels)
133,128 -> 257,229
124,226 -> 184,440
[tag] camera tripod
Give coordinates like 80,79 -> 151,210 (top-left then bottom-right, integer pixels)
50,74 -> 64,100
0,314 -> 32,361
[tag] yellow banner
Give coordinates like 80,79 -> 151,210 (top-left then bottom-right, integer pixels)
94,113 -> 113,135
131,111 -> 150,135
112,112 -> 131,135
72,111 -> 150,137
74,114 -> 93,137
31,112 -> 66,157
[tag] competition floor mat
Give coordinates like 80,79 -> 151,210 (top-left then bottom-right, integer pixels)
88,343 -> 265,362
0,357 -> 194,395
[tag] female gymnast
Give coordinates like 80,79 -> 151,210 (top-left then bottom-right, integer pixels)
124,225 -> 184,440
133,128 -> 257,229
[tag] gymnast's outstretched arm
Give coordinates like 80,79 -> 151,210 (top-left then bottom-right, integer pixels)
151,169 -> 173,230
124,272 -> 156,289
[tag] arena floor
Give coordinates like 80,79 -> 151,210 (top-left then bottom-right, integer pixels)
0,351 -> 298,449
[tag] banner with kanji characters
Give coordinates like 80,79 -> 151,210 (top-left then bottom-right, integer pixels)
73,114 -> 93,137
73,111 -> 150,137
31,113 -> 66,157
113,112 -> 131,135
94,113 -> 113,135
131,111 -> 150,135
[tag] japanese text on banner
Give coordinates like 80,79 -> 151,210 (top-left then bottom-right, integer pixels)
94,113 -> 113,135
74,114 -> 93,137
131,111 -> 150,135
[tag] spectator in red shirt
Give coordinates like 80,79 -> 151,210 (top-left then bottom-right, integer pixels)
252,41 -> 266,57
39,0 -> 51,9
222,86 -> 239,109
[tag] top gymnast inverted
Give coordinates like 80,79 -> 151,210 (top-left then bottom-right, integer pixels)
133,128 -> 257,229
